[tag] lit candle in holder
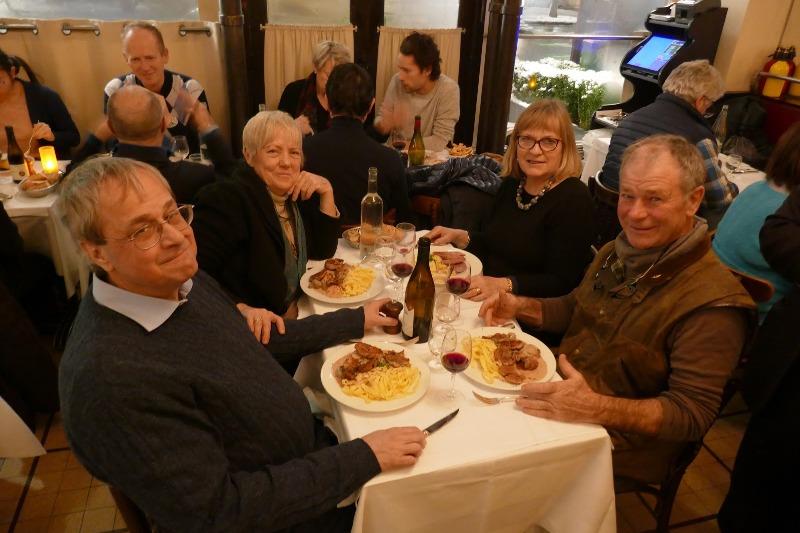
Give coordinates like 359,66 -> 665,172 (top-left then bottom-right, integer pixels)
38,146 -> 59,175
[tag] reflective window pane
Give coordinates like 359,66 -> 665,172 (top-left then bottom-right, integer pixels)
268,0 -> 350,25
384,0 -> 459,28
0,0 -> 199,20
512,1 -> 668,126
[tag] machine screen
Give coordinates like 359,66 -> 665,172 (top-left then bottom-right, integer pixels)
625,35 -> 686,73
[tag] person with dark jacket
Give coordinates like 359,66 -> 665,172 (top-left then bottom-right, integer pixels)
0,49 -> 79,159
193,111 -> 340,322
303,63 -> 414,226
596,60 -> 737,242
278,41 -> 352,136
718,186 -> 800,533
428,99 -> 594,302
57,157 -> 423,533
69,85 -> 233,202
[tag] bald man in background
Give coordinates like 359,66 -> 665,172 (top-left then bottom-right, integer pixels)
69,85 -> 233,201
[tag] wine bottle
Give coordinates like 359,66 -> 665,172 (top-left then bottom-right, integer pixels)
359,167 -> 383,260
408,115 -> 425,167
712,105 -> 728,153
401,236 -> 435,342
5,126 -> 29,182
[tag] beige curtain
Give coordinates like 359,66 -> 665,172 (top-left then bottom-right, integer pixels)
375,27 -> 462,107
263,24 -> 355,111
0,19 -> 230,149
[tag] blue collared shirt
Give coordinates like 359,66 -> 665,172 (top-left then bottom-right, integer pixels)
92,275 -> 194,332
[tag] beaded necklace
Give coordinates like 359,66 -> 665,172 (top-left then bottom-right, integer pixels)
515,175 -> 556,210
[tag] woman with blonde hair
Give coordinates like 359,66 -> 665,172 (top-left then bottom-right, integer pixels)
278,40 -> 353,135
429,99 -> 594,300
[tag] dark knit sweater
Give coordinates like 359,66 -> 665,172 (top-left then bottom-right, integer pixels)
60,271 -> 380,533
467,176 -> 595,297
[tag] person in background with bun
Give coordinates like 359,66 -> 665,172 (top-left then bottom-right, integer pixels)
0,48 -> 79,159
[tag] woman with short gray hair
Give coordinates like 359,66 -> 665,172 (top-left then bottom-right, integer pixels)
278,40 -> 353,135
191,111 -> 339,373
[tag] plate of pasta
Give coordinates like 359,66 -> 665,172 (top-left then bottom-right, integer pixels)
321,342 -> 431,412
301,258 -> 385,304
464,327 -> 557,391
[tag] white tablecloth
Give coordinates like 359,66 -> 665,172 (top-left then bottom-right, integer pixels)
0,396 -> 46,458
2,162 -> 90,298
296,237 -> 616,533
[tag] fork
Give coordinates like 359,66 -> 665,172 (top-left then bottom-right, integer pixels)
472,391 -> 518,405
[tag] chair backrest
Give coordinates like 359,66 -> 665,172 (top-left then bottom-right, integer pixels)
109,486 -> 151,533
411,194 -> 441,228
727,267 -> 775,303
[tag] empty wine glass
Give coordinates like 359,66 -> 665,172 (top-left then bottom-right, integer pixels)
725,153 -> 743,173
394,223 -> 416,254
435,290 -> 459,323
171,135 -> 190,161
439,328 -> 472,401
427,323 -> 453,370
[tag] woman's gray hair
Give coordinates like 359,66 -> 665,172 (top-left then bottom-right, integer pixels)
662,59 -> 725,104
241,110 -> 302,159
621,134 -> 705,194
311,40 -> 352,70
57,157 -> 171,246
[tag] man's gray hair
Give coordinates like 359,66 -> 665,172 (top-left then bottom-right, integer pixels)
621,134 -> 705,193
311,40 -> 352,70
662,59 -> 725,104
58,157 -> 171,247
107,85 -> 163,142
241,110 -> 302,159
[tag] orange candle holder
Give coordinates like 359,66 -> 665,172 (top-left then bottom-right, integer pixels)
38,146 -> 59,175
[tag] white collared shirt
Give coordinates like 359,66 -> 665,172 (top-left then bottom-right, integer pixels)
92,275 -> 194,332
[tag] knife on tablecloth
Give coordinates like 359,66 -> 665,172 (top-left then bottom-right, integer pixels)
423,409 -> 459,436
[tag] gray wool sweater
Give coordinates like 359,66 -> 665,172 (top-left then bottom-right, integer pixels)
60,270 -> 380,532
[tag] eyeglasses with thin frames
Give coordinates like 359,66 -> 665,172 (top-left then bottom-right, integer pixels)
111,204 -> 194,251
517,136 -> 561,152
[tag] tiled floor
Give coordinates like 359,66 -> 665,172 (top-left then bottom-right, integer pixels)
4,397 -> 748,533
1,413 -> 127,533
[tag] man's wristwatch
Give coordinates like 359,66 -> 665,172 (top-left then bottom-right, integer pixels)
504,278 -> 513,294
459,232 -> 470,249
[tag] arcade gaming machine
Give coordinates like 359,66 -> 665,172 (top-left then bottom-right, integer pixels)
594,0 -> 727,129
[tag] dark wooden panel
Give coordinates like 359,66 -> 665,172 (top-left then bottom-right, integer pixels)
455,0 -> 489,145
351,0 -> 384,81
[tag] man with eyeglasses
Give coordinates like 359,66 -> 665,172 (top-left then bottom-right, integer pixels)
57,157 -> 426,532
479,135 -> 754,485
596,59 -> 738,244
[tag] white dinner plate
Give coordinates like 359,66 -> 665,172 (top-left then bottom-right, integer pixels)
464,327 -> 557,391
321,342 -> 430,412
300,262 -> 385,305
430,245 -> 483,277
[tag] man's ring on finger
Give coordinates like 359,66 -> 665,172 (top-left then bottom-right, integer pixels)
254,317 -> 262,323
475,287 -> 481,294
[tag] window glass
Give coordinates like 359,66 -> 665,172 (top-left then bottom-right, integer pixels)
512,0 -> 668,127
0,0 -> 199,20
268,0 -> 350,25
384,0 -> 459,28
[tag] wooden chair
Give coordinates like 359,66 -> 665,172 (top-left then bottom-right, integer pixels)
109,486 -> 151,533
411,194 -> 441,228
614,271 -> 770,531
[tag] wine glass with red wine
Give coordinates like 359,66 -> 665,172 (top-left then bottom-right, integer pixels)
439,329 -> 472,401
389,246 -> 414,300
445,261 -> 471,321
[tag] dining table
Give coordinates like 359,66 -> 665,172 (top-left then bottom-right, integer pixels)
1,160 -> 90,298
294,233 -> 616,533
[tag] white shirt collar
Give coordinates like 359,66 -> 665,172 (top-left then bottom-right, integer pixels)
92,275 -> 193,332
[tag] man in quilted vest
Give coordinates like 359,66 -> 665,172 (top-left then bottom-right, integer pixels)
480,134 -> 755,482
